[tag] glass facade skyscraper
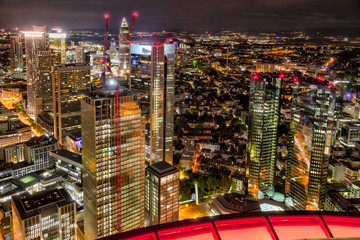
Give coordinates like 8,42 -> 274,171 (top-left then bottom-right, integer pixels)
9,34 -> 24,72
82,87 -> 145,239
150,44 -> 175,165
52,64 -> 90,143
36,50 -> 53,112
247,75 -> 281,199
130,43 -> 175,165
48,29 -> 67,65
286,81 -> 333,210
22,25 -> 47,116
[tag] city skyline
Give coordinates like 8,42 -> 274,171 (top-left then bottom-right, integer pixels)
0,2 -> 360,239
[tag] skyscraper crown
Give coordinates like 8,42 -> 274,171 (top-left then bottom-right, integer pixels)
121,18 -> 128,28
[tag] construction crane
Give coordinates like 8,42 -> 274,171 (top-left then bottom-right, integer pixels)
101,14 -> 110,88
115,12 -> 137,233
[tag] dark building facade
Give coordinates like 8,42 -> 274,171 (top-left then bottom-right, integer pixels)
145,161 -> 179,227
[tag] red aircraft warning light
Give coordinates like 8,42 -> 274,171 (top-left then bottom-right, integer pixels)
253,75 -> 259,80
293,77 -> 299,82
104,14 -> 109,19
279,73 -> 285,78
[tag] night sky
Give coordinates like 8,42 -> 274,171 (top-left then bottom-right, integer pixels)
1,0 -> 359,31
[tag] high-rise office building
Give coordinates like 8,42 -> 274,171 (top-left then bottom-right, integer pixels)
36,50 -> 53,112
119,18 -> 130,82
130,43 -> 175,165
247,75 -> 281,199
130,44 -> 152,158
90,54 -> 104,89
9,34 -> 24,72
286,81 -> 333,210
75,46 -> 85,64
22,25 -> 46,116
48,29 -> 67,65
52,64 -> 90,143
145,161 -> 179,227
82,86 -> 145,239
11,188 -> 76,240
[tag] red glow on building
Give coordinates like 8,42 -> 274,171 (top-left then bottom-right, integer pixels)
328,84 -> 333,89
215,217 -> 275,240
279,74 -> 285,78
324,216 -> 360,238
253,75 -> 259,80
318,76 -> 323,81
268,216 -> 331,240
98,213 -> 360,240
158,223 -> 219,240
293,77 -> 299,82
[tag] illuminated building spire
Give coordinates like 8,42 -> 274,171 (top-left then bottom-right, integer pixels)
121,18 -> 128,28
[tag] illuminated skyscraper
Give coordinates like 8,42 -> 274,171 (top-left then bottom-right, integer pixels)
9,34 -> 24,72
119,18 -> 130,82
90,54 -> 104,89
82,86 -> 145,239
145,161 -> 179,227
150,44 -> 175,165
247,75 -> 281,199
48,29 -> 66,65
22,25 -> 46,116
36,50 -> 53,112
286,81 -> 333,210
52,64 -> 90,143
75,46 -> 85,64
130,43 -> 175,164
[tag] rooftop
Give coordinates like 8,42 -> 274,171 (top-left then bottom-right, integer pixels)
19,175 -> 36,184
50,149 -> 82,166
36,112 -> 54,125
83,84 -> 134,99
12,188 -> 73,220
25,135 -> 58,147
148,161 -> 179,177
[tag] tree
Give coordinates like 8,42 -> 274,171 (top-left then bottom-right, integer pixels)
230,181 -> 237,192
175,117 -> 188,129
0,217 -> 10,227
179,179 -> 192,201
173,151 -> 182,165
219,175 -> 231,191
197,175 -> 207,194
190,108 -> 200,117
327,169 -> 333,180
206,175 -> 219,194
194,124 -> 203,133
0,216 -> 10,234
